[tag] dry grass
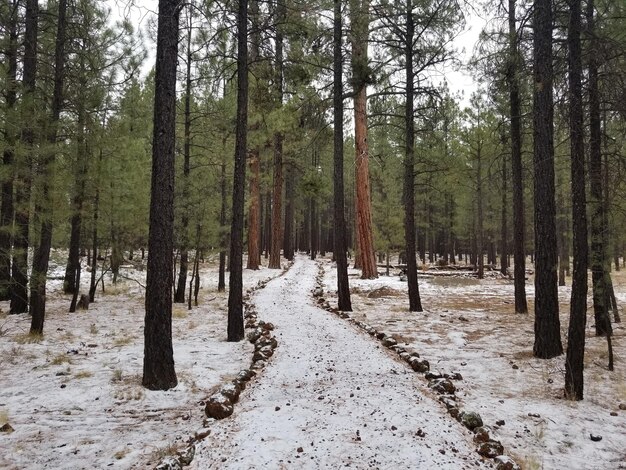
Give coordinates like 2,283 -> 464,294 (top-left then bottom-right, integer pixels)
111,368 -> 123,383
0,409 -> 8,425
16,332 -> 43,344
113,449 -> 130,460
50,353 -> 72,365
112,335 -> 134,347
173,307 -> 188,319
152,442 -> 179,461
74,370 -> 93,379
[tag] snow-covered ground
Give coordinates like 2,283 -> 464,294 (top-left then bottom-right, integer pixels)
191,256 -> 490,468
0,253 -> 281,469
2,251 -> 624,469
320,257 -> 626,470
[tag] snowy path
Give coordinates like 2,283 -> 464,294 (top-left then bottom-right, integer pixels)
191,256 -> 488,469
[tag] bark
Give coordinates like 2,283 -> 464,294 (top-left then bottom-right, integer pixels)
175,16 -> 194,303
218,160 -> 227,292
246,0 -> 261,270
333,0 -> 352,312
269,0 -> 285,270
227,0 -> 249,341
404,0 -> 422,312
143,0 -> 179,390
532,0 -> 562,358
283,162 -> 294,260
501,154 -> 508,275
508,0 -> 528,313
476,136 -> 484,280
88,173 -> 99,303
30,0 -> 67,334
0,0 -> 18,301
564,0 -> 587,400
10,0 -> 38,315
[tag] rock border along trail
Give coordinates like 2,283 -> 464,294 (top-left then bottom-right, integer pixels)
191,256 -> 489,468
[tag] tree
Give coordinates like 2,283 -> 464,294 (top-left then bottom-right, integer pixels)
532,0 -> 562,359
350,0 -> 377,279
333,0 -> 351,312
30,0 -> 68,334
143,0 -> 179,390
403,0 -> 423,312
10,0 -> 38,315
227,0 -> 249,341
507,0 -> 528,313
564,0 -> 587,400
0,0 -> 18,301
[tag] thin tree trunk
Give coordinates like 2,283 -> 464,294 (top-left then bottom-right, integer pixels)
283,162 -> 294,260
333,0 -> 352,312
30,0 -> 67,334
0,0 -> 18,301
269,0 -> 285,270
218,159 -> 227,292
564,0 -> 588,400
404,0 -> 422,312
532,0 -> 562,358
10,0 -> 38,315
142,0 -> 179,390
227,0 -> 249,341
508,0 -> 528,314
501,153 -> 508,275
175,14 -> 194,303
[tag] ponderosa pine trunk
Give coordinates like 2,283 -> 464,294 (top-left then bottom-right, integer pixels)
246,0 -> 261,270
283,162 -> 294,260
175,15 -> 194,303
269,0 -> 285,270
0,0 -> 18,301
333,0 -> 352,312
532,0 -> 562,359
350,0 -> 377,279
501,154 -> 508,275
508,0 -> 528,314
564,0 -> 587,400
218,161 -> 227,292
142,0 -> 179,390
10,0 -> 38,315
227,0 -> 248,341
30,0 -> 67,334
403,0 -> 422,312
587,0 -> 612,338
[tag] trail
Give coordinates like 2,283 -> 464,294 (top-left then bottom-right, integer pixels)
191,256 -> 488,469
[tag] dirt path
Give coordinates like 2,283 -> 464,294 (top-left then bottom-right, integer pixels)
191,256 -> 488,469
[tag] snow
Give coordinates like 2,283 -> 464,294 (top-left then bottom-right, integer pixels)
190,256 -> 490,468
2,252 -> 624,469
321,257 -> 626,470
0,254 -> 281,469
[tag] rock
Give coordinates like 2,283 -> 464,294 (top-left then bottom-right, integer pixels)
204,393 -> 234,420
250,360 -> 266,370
619,403 -> 626,410
610,411 -> 618,416
590,434 -> 602,442
494,455 -> 521,470
155,456 -> 182,470
76,294 -> 89,310
220,383 -> 241,403
444,372 -> 463,381
428,378 -> 456,395
409,358 -> 430,373
194,428 -> 211,440
496,419 -> 505,426
382,337 -> 397,348
376,331 -> 386,340
399,352 -> 411,361
252,350 -> 269,362
425,371 -> 443,380
178,444 -> 195,466
511,364 -> 519,370
527,412 -> 540,418
460,411 -> 483,431
439,396 -> 456,410
448,407 -> 460,419
296,447 -> 304,453
247,329 -> 262,343
477,440 -> 504,458
0,423 -> 14,433
313,287 -> 323,297
459,316 -> 469,322
237,369 -> 256,382
473,426 -> 491,443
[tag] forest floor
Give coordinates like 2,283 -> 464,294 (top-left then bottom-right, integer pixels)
320,256 -> 626,470
0,252 -> 625,469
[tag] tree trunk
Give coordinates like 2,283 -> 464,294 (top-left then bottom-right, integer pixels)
0,0 -> 18,301
404,0 -> 422,312
476,139 -> 484,280
532,0 -> 562,359
564,0 -> 588,400
333,0 -> 352,312
508,0 -> 528,314
269,0 -> 285,270
283,162 -> 294,260
142,0 -> 179,390
175,15 -> 194,303
30,0 -> 67,334
10,0 -> 38,315
218,160 -> 227,292
227,0 -> 249,341
501,153 -> 508,275
350,0 -> 377,279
